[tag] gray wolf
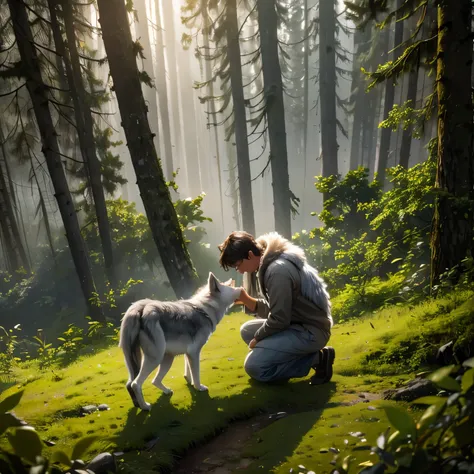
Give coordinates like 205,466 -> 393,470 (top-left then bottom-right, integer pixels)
119,272 -> 240,411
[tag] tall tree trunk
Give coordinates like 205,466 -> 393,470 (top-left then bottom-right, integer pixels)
0,167 -> 19,272
399,16 -> 420,169
134,0 -> 161,154
302,0 -> 310,167
58,0 -> 117,286
18,110 -> 56,260
8,0 -> 104,320
202,2 -> 225,229
375,2 -> 403,185
349,26 -> 370,170
153,0 -> 174,179
226,140 -> 241,229
161,0 -> 186,182
226,0 -> 256,235
96,0 -> 198,298
319,0 -> 338,179
256,0 -> 292,238
431,0 -> 473,286
0,123 -> 30,272
178,48 -> 202,196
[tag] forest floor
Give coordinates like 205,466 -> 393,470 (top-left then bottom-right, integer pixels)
1,288 -> 473,473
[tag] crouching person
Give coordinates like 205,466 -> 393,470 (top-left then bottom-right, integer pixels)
218,231 -> 335,385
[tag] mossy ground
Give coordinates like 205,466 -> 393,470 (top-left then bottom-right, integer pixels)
1,288 -> 473,473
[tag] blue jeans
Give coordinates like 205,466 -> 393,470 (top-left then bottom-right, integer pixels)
240,319 -> 330,382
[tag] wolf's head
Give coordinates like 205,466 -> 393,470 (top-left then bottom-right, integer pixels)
207,272 -> 241,308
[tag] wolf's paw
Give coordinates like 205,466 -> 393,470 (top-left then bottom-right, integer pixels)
140,402 -> 151,411
195,384 -> 208,392
162,387 -> 173,395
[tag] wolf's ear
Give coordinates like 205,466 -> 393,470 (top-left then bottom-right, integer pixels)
208,272 -> 220,293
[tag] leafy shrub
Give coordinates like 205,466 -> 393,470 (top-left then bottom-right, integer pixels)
294,158 -> 436,302
0,390 -> 101,473
330,359 -> 474,473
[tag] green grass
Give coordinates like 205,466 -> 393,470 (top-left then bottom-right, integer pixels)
1,288 -> 473,473
241,401 -> 395,473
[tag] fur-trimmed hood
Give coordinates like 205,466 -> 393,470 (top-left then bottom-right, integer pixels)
257,232 -> 307,275
256,232 -> 332,320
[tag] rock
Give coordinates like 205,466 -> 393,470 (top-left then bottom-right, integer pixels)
86,452 -> 117,474
97,404 -> 110,411
436,341 -> 455,366
71,460 -> 86,468
269,411 -> 287,420
383,377 -> 437,402
80,405 -> 98,415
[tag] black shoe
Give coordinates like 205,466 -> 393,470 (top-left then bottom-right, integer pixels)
310,346 -> 335,385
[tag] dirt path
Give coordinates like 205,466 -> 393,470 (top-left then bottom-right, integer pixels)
173,392 -> 380,474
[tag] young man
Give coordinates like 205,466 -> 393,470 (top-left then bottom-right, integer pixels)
218,231 -> 335,384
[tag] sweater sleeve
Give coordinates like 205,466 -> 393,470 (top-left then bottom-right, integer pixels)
255,298 -> 270,318
253,266 -> 293,341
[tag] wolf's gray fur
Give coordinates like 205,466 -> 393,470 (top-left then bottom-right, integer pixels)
119,272 -> 240,411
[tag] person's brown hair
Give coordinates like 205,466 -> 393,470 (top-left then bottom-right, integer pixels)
218,231 -> 261,270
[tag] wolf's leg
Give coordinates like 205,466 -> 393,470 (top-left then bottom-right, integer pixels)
152,353 -> 174,395
131,331 -> 165,411
184,354 -> 193,385
187,350 -> 208,391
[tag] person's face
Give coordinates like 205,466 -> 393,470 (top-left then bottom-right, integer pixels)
232,251 -> 260,274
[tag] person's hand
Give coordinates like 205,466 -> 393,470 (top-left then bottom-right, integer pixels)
248,338 -> 258,349
234,287 -> 247,305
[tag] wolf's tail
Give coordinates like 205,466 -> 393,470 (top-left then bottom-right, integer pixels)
119,306 -> 143,383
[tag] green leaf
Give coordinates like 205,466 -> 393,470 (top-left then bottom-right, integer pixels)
461,368 -> 474,392
0,413 -> 25,436
50,450 -> 71,467
7,426 -> 43,463
416,401 -> 446,432
413,396 -> 447,405
71,436 -> 99,461
428,366 -> 461,392
382,405 -> 416,438
463,357 -> 474,368
0,391 -> 24,414
391,258 -> 403,263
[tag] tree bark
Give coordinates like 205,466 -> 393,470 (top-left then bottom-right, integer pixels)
226,0 -> 256,235
431,0 -> 473,286
319,0 -> 338,179
201,2 -> 225,229
0,166 -> 19,272
399,15 -> 420,169
375,2 -> 403,186
96,0 -> 198,298
7,0 -> 104,320
153,0 -> 174,179
58,0 -> 117,286
256,0 -> 292,238
349,27 -> 370,170
0,123 -> 30,272
134,0 -> 161,154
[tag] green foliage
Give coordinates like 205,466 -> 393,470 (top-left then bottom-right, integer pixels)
329,360 -> 474,473
296,159 -> 436,307
0,391 -> 100,474
0,325 -> 22,377
379,100 -> 425,139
